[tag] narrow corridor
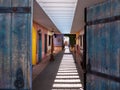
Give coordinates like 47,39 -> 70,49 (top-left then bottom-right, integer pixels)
33,46 -> 83,90
0,0 -> 120,90
52,46 -> 83,90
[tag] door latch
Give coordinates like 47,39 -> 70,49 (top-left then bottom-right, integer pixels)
14,68 -> 24,89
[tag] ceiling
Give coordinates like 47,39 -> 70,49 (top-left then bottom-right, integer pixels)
33,0 -> 60,33
33,0 -> 106,34
71,0 -> 106,33
36,0 -> 78,34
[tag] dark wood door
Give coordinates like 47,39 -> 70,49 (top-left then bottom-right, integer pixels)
44,34 -> 47,54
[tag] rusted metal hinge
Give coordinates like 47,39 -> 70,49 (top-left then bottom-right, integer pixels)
0,7 -> 31,13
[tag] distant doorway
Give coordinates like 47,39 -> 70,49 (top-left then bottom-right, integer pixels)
38,33 -> 42,62
64,36 -> 69,47
44,34 -> 47,54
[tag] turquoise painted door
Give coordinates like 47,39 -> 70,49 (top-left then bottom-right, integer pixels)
85,0 -> 120,90
0,0 -> 32,89
38,33 -> 42,62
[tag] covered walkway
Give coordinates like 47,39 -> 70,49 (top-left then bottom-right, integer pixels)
33,46 -> 83,90
0,0 -> 120,90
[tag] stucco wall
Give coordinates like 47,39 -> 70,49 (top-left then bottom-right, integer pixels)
32,21 -> 48,65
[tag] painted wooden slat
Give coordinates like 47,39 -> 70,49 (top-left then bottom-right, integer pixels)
0,13 -> 11,88
87,0 -> 120,22
86,0 -> 120,90
0,0 -> 32,89
0,0 -> 11,7
12,0 -> 29,7
111,0 -> 120,16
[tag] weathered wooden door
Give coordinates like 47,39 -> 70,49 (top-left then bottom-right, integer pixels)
0,0 -> 32,89
85,0 -> 120,90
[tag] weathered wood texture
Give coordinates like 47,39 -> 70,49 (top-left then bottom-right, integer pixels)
0,0 -> 32,89
86,0 -> 120,90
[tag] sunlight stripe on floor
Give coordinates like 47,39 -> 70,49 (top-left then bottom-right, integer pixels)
53,83 -> 82,88
58,70 -> 77,73
57,73 -> 78,75
56,76 -> 79,79
54,79 -> 81,83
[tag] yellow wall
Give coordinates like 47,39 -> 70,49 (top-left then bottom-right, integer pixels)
32,26 -> 37,65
